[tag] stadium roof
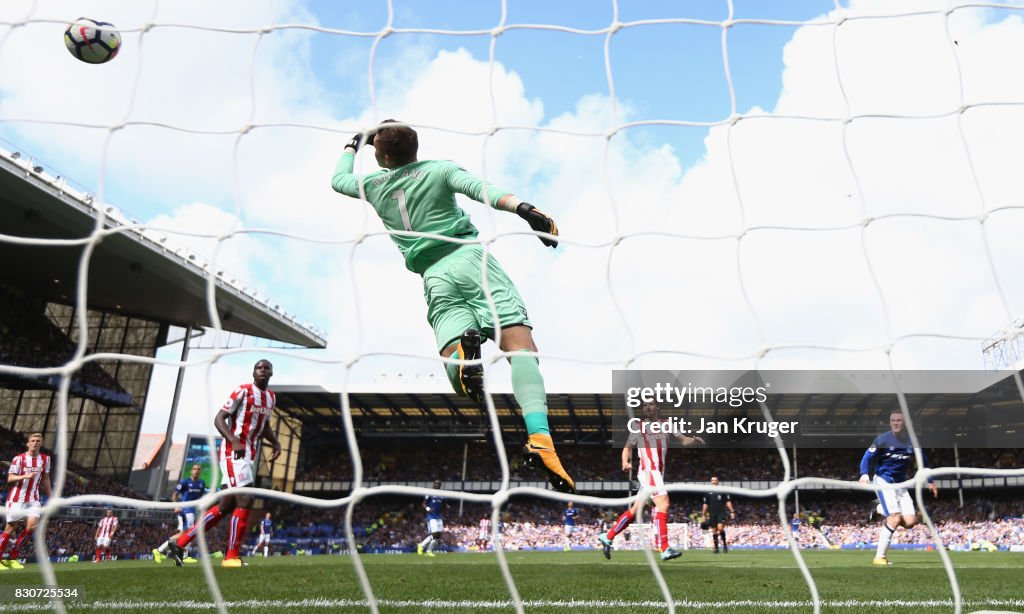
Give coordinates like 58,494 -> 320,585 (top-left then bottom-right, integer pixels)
0,148 -> 326,348
132,433 -> 167,470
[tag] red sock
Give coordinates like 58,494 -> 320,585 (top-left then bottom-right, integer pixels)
8,529 -> 30,559
177,505 -> 225,548
0,531 -> 12,557
606,510 -> 635,540
226,508 -> 250,560
655,511 -> 669,551
94,548 -> 102,562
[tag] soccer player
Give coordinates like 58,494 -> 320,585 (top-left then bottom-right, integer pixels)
599,509 -> 615,534
477,516 -> 490,551
167,359 -> 282,568
154,463 -> 207,564
252,512 -> 273,558
417,481 -> 444,557
702,476 -> 736,554
331,121 -> 574,493
0,432 -> 51,570
859,410 -> 938,566
598,402 -> 703,561
562,501 -> 579,551
94,509 -> 118,562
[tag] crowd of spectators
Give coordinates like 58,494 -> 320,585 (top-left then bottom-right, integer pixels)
283,442 -> 1024,553
363,495 -> 1024,552
2,485 -> 1022,559
16,495 -> 1023,561
296,443 -> 1023,486
257,491 -> 1024,553
44,518 -> 190,560
0,420 -> 1020,559
0,286 -> 130,405
406,493 -> 1024,551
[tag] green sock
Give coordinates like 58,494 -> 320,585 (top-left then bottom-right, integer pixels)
445,347 -> 463,395
511,351 -> 549,435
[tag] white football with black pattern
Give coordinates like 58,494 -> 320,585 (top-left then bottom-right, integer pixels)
64,18 -> 121,64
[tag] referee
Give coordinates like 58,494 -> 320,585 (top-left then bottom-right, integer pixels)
701,476 -> 736,554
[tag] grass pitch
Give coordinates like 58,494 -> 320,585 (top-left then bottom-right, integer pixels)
1,550 -> 1022,613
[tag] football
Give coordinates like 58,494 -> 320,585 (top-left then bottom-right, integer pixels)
64,17 -> 121,64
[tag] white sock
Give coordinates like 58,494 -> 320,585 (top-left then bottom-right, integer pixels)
156,541 -> 169,553
264,545 -> 268,557
427,538 -> 436,553
419,535 -> 433,548
876,522 -> 896,558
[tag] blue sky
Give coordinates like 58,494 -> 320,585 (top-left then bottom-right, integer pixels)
1,1 -> 1024,441
311,0 -> 839,168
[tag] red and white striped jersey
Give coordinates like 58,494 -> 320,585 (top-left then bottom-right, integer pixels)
6,452 -> 50,504
97,515 -> 118,538
627,420 -> 671,474
218,383 -> 276,462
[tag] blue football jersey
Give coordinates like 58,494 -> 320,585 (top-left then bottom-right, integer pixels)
176,478 -> 207,513
424,495 -> 444,520
860,431 -> 928,483
563,507 -> 578,526
260,518 -> 273,535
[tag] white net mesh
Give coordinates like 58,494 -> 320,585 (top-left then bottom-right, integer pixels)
1,1 -> 1024,612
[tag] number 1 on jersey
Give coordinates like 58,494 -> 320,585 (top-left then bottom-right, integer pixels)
390,189 -> 412,231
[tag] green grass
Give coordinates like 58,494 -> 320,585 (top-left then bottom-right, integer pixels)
1,550 -> 1022,613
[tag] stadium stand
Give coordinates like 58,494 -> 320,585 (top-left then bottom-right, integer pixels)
0,286 -> 131,406
246,490 -> 1024,556
10,490 -> 1022,560
3,423 -> 1020,560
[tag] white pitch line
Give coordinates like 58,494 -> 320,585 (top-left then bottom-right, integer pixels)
5,598 -> 1024,611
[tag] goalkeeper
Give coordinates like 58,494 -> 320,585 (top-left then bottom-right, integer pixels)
331,120 -> 574,493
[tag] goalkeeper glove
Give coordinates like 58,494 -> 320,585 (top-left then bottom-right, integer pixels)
516,203 -> 559,248
345,130 -> 375,152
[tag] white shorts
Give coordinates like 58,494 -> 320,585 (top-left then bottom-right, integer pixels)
176,511 -> 196,532
427,518 -> 444,534
220,457 -> 255,488
637,468 -> 667,498
874,475 -> 915,517
96,536 -> 111,547
478,531 -> 488,541
257,534 -> 271,545
563,525 -> 574,536
5,501 -> 41,523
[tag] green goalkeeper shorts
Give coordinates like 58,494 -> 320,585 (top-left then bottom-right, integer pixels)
422,244 -> 532,352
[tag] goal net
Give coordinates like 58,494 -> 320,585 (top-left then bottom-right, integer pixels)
1,1 -> 1024,613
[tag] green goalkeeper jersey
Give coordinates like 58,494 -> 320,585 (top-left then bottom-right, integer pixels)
331,153 -> 511,275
